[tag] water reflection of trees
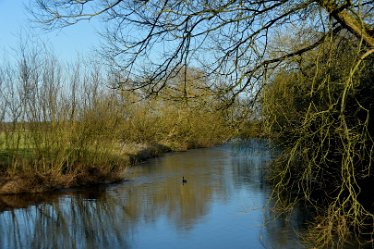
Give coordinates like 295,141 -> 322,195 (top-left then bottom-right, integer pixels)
229,139 -> 273,191
230,140 -> 309,249
259,199 -> 309,249
0,189 -> 133,249
0,141 -> 311,249
0,150 -> 229,248
121,149 -> 230,230
0,185 -> 218,248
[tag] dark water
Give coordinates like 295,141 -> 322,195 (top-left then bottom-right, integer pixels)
0,140 -> 307,249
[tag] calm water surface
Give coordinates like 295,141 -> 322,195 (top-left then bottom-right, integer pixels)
0,140 -> 306,249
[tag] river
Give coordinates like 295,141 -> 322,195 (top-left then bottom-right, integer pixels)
0,139 -> 307,249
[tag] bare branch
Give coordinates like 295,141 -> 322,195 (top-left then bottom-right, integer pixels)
29,0 -> 374,98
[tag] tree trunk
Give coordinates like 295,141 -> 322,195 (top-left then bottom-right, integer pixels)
318,0 -> 374,48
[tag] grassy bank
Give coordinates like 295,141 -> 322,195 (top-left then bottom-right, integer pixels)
0,135 -> 229,195
0,143 -> 171,194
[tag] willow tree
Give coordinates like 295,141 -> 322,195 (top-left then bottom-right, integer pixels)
31,0 -> 373,247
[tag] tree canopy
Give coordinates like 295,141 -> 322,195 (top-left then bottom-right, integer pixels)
31,0 -> 374,97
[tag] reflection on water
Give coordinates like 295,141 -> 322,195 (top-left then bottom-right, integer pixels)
0,139 -> 305,249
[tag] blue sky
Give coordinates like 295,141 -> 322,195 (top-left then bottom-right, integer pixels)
0,0 -> 101,62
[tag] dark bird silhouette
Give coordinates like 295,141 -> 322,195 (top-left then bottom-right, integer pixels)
182,176 -> 187,184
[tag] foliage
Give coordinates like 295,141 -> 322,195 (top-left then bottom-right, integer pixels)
0,45 -> 239,187
263,37 -> 374,248
118,67 -> 236,150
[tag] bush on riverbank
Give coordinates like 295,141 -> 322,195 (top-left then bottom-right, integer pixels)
0,48 -> 240,194
116,67 -> 241,150
263,37 -> 374,248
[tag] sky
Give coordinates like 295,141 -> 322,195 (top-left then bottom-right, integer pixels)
0,0 -> 102,62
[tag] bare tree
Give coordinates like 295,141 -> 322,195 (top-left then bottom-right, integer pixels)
30,1 -> 373,98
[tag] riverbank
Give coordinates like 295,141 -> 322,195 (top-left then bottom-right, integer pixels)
0,143 -> 173,195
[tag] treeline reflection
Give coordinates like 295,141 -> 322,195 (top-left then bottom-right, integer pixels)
0,140 -> 306,249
